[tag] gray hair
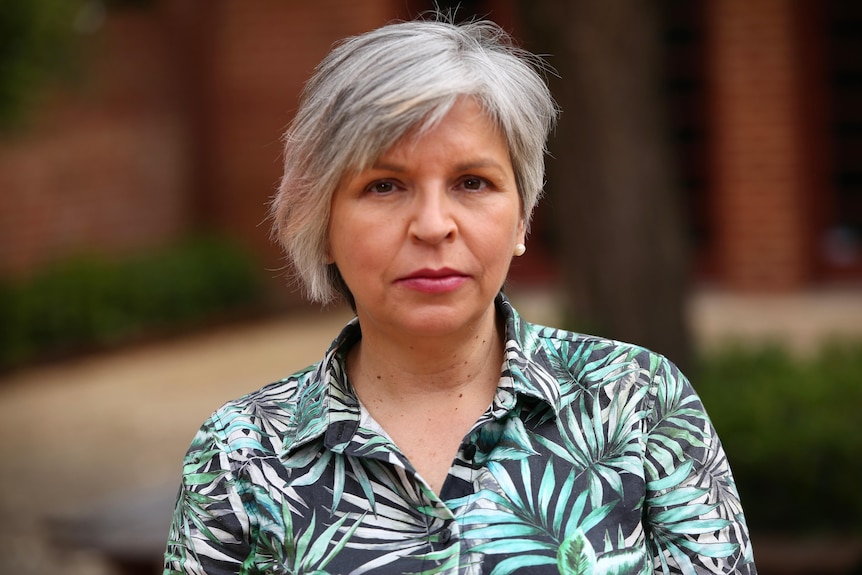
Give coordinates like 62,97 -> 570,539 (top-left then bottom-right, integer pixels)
271,18 -> 558,304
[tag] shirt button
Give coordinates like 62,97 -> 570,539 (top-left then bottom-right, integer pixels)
438,527 -> 452,545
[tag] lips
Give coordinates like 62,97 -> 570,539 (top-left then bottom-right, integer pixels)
396,268 -> 469,293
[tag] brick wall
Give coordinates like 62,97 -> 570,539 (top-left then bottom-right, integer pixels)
706,0 -> 812,290
0,1 -> 396,288
0,0 -> 832,294
0,9 -> 190,279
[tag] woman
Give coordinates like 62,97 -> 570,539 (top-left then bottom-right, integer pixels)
164,18 -> 756,575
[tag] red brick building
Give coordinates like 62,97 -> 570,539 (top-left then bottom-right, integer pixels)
0,0 -> 859,299
704,0 -> 862,290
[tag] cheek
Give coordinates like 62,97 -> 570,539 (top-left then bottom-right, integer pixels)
487,207 -> 524,246
330,216 -> 393,273
329,205 -> 371,260
471,224 -> 520,266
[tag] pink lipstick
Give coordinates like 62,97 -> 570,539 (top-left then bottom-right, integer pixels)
396,268 -> 468,293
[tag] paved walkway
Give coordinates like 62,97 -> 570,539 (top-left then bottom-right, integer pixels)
688,287 -> 862,355
1,288 -> 861,574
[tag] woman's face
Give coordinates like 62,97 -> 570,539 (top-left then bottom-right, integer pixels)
328,97 -> 525,341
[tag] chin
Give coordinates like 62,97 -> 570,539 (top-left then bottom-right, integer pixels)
398,302 -> 494,337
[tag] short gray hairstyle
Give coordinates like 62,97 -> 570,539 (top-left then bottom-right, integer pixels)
271,18 -> 558,304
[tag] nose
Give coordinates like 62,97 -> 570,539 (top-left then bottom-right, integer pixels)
408,187 -> 457,245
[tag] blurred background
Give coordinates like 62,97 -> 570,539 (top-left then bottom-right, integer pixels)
1,0 -> 861,574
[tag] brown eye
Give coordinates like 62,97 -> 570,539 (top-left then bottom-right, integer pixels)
463,177 -> 486,191
368,181 -> 395,194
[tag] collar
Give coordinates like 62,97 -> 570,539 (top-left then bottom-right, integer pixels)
496,293 -> 563,415
281,293 -> 563,456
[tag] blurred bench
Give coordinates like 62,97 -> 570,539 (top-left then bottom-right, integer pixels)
48,484 -> 177,575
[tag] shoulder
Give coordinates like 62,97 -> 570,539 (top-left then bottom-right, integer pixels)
201,361 -> 325,457
527,321 -> 677,384
503,295 -> 673,382
501,296 -> 685,414
516,318 -> 691,421
191,316 -> 360,461
219,362 -> 319,412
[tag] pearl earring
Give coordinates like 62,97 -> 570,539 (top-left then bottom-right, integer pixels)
513,243 -> 526,257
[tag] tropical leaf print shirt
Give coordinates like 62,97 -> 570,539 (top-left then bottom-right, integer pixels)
164,294 -> 756,575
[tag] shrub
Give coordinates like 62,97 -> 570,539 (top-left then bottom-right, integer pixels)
694,342 -> 862,534
0,236 -> 265,371
0,0 -> 85,130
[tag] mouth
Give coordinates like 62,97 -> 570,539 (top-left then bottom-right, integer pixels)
396,268 -> 469,293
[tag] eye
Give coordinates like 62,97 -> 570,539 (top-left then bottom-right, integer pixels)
461,177 -> 489,191
366,180 -> 398,194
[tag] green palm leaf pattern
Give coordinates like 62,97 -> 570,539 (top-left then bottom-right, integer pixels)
452,460 -> 619,575
257,502 -> 364,574
164,295 -> 756,575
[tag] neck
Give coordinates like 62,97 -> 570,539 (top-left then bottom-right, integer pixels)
347,306 -> 504,404
345,304 -> 505,495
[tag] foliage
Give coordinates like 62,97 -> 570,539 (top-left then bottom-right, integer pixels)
0,0 -> 86,130
693,342 -> 862,534
0,236 -> 265,371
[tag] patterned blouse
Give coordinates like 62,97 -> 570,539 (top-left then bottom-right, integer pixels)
163,294 -> 756,574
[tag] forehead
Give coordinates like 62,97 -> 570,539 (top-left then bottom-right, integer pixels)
375,98 -> 509,164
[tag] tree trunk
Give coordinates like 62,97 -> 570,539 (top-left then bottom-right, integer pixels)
519,0 -> 693,369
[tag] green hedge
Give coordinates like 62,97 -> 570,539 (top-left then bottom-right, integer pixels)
694,342 -> 862,534
0,236 -> 265,371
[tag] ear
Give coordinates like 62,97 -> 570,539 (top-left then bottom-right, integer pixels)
517,217 -> 526,245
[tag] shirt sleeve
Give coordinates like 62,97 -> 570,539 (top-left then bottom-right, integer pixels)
163,416 -> 253,575
643,359 -> 757,574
